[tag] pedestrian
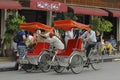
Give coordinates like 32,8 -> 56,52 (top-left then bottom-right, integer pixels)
12,41 -> 18,60
108,35 -> 117,48
17,29 -> 27,70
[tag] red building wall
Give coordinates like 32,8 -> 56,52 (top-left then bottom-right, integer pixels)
19,0 -> 120,9
51,0 -> 120,9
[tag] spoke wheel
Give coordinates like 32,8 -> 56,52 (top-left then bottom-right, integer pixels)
39,52 -> 51,72
53,56 -> 65,73
89,50 -> 102,70
70,54 -> 83,74
54,66 -> 65,73
22,64 -> 35,72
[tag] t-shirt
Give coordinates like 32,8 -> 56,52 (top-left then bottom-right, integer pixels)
17,30 -> 26,46
109,39 -> 116,47
80,30 -> 97,42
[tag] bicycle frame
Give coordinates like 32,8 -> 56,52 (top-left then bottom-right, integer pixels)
83,42 -> 102,70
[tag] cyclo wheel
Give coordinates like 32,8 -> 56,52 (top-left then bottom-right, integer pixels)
89,48 -> 102,70
38,51 -> 51,72
53,56 -> 65,73
22,64 -> 35,72
54,66 -> 65,73
69,51 -> 83,74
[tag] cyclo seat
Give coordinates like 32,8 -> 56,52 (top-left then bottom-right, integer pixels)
57,38 -> 83,56
27,42 -> 50,56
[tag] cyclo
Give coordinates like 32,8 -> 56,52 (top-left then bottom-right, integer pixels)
48,20 -> 102,74
19,22 -> 53,72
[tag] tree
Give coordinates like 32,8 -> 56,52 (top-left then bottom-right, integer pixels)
2,13 -> 25,56
90,17 -> 113,33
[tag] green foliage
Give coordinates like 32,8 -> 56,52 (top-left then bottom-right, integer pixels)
3,13 -> 25,46
90,17 -> 113,33
6,14 -> 25,34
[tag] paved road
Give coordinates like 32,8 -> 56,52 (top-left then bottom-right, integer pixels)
0,61 -> 120,80
1,54 -> 120,70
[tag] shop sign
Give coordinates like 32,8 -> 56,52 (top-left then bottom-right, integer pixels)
30,0 -> 67,12
36,1 -> 61,11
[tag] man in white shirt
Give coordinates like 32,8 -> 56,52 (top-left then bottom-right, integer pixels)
49,33 -> 64,50
80,28 -> 97,57
65,28 -> 74,46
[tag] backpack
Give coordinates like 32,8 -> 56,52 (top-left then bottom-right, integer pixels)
13,32 -> 19,43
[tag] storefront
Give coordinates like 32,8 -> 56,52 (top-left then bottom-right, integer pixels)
0,0 -> 22,36
0,10 -> 1,48
18,0 -> 68,26
0,0 -> 22,57
19,9 -> 47,24
29,0 -> 68,26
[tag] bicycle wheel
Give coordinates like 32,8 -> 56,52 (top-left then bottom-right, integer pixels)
38,51 -> 51,72
89,49 -> 102,70
53,56 -> 65,73
22,64 -> 35,72
54,66 -> 65,73
70,52 -> 83,74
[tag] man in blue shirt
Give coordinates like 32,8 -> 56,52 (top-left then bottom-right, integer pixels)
17,29 -> 27,70
109,35 -> 117,48
17,30 -> 27,59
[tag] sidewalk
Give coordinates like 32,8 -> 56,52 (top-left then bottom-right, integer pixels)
0,61 -> 16,71
102,54 -> 120,62
0,54 -> 120,71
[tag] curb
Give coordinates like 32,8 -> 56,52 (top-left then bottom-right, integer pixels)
0,67 -> 15,72
0,57 -> 13,62
102,57 -> 120,62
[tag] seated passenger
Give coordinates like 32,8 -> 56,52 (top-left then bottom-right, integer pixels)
101,40 -> 116,55
108,35 -> 117,48
49,33 -> 65,57
36,29 -> 50,42
36,30 -> 65,57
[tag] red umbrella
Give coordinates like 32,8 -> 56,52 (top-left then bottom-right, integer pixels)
54,20 -> 90,31
20,22 -> 53,32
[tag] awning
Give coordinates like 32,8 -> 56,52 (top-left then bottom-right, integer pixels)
108,10 -> 120,17
0,1 -> 22,9
20,22 -> 54,33
54,20 -> 90,31
69,6 -> 108,16
30,0 -> 67,12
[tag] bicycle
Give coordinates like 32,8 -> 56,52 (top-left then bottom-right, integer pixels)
81,42 -> 102,70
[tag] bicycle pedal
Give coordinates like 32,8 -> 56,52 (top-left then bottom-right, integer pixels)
83,65 -> 89,68
83,63 -> 89,68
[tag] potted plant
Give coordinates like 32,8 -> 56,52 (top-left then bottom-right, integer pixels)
2,13 -> 25,57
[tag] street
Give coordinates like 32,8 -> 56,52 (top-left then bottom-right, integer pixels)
0,61 -> 120,80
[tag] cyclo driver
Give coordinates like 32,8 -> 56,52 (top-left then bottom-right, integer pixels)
80,27 -> 97,57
